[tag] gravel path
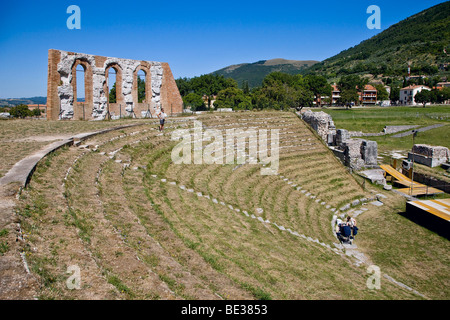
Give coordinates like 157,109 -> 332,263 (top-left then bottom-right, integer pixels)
392,124 -> 446,138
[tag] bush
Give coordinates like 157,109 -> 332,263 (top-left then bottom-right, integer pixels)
214,87 -> 252,110
32,108 -> 42,117
9,104 -> 31,118
183,93 -> 206,111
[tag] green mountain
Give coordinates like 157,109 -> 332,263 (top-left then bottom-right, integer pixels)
212,58 -> 319,88
304,1 -> 450,78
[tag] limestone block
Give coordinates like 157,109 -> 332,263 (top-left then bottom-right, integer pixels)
58,85 -> 74,119
410,144 -> 450,167
361,140 -> 378,165
336,129 -> 350,145
152,86 -> 161,94
342,139 -> 365,170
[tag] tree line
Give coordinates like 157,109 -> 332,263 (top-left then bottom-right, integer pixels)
0,104 -> 42,118
177,73 -> 339,111
415,87 -> 450,107
176,73 -> 397,111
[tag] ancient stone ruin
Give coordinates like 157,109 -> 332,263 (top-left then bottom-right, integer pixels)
301,110 -> 336,144
47,49 -> 183,120
408,144 -> 450,167
302,110 -> 378,171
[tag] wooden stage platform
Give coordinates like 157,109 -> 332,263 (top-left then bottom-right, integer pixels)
406,198 -> 450,222
380,165 -> 444,196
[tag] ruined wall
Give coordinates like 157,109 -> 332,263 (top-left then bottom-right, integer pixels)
301,111 -> 378,171
301,110 -> 336,142
408,144 -> 450,168
47,49 -> 183,120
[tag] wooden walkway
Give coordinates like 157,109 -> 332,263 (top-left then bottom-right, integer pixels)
380,165 -> 444,196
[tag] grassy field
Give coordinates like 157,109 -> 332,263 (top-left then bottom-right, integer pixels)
0,118 -> 148,178
4,111 -> 448,300
317,105 -> 450,136
314,105 -> 450,183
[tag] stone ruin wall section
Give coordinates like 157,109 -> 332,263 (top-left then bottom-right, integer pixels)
47,49 -> 183,120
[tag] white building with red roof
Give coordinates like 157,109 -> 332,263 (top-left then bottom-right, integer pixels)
400,85 -> 431,105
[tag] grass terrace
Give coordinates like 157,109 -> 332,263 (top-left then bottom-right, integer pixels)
2,111 -> 448,300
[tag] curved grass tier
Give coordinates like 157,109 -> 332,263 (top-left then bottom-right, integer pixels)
17,112 -> 449,300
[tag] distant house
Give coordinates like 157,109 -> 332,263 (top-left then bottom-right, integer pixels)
329,84 -> 378,105
435,82 -> 450,104
399,85 -> 431,105
359,84 -> 377,105
202,95 -> 217,108
436,82 -> 450,88
406,75 -> 427,81
331,85 -> 340,105
27,104 -> 47,115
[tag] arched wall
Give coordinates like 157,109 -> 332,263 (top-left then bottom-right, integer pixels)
104,63 -> 123,118
71,59 -> 93,120
132,63 -> 152,117
47,49 -> 183,120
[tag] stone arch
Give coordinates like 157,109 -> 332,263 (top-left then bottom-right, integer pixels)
132,63 -> 152,117
104,63 -> 123,118
47,50 -> 183,120
71,59 -> 93,120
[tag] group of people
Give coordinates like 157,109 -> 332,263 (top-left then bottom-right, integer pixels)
335,216 -> 358,244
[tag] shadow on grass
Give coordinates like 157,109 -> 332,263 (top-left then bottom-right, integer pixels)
398,207 -> 450,241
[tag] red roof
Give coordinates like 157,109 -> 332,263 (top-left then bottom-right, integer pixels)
400,85 -> 431,90
364,84 -> 377,91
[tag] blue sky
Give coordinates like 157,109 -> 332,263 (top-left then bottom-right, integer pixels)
0,0 -> 447,97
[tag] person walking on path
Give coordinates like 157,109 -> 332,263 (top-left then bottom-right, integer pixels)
157,107 -> 167,132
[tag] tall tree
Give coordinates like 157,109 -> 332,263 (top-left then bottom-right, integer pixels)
109,83 -> 116,103
390,86 -> 400,104
373,84 -> 389,101
339,89 -> 359,109
183,92 -> 206,111
252,73 -> 314,111
414,90 -> 431,107
241,80 -> 250,95
338,75 -> 359,106
138,76 -> 146,103
9,104 -> 31,118
304,75 -> 332,107
176,74 -> 237,109
214,87 -> 252,110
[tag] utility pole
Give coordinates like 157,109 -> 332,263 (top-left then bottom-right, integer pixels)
411,130 -> 418,195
